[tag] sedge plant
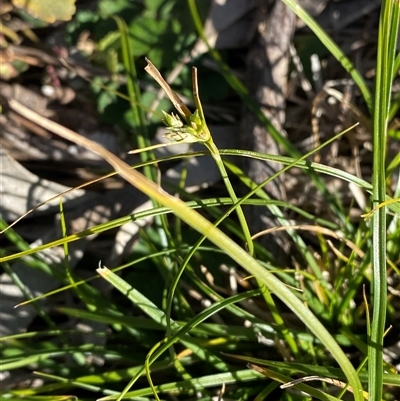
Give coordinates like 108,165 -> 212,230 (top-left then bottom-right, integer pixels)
1,1 -> 400,400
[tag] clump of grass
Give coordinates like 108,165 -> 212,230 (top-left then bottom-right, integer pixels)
1,1 -> 399,401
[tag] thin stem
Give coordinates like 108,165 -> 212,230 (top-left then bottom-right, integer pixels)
206,140 -> 254,255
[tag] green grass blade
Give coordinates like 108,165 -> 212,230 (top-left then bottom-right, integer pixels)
96,369 -> 263,400
114,17 -> 176,302
369,1 -> 399,399
281,0 -> 372,113
113,16 -> 149,154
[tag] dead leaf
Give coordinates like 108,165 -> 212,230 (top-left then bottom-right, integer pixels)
11,0 -> 76,23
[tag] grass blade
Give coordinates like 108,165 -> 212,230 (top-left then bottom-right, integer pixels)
369,1 -> 399,399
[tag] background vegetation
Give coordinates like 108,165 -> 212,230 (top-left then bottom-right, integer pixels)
0,1 -> 399,401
